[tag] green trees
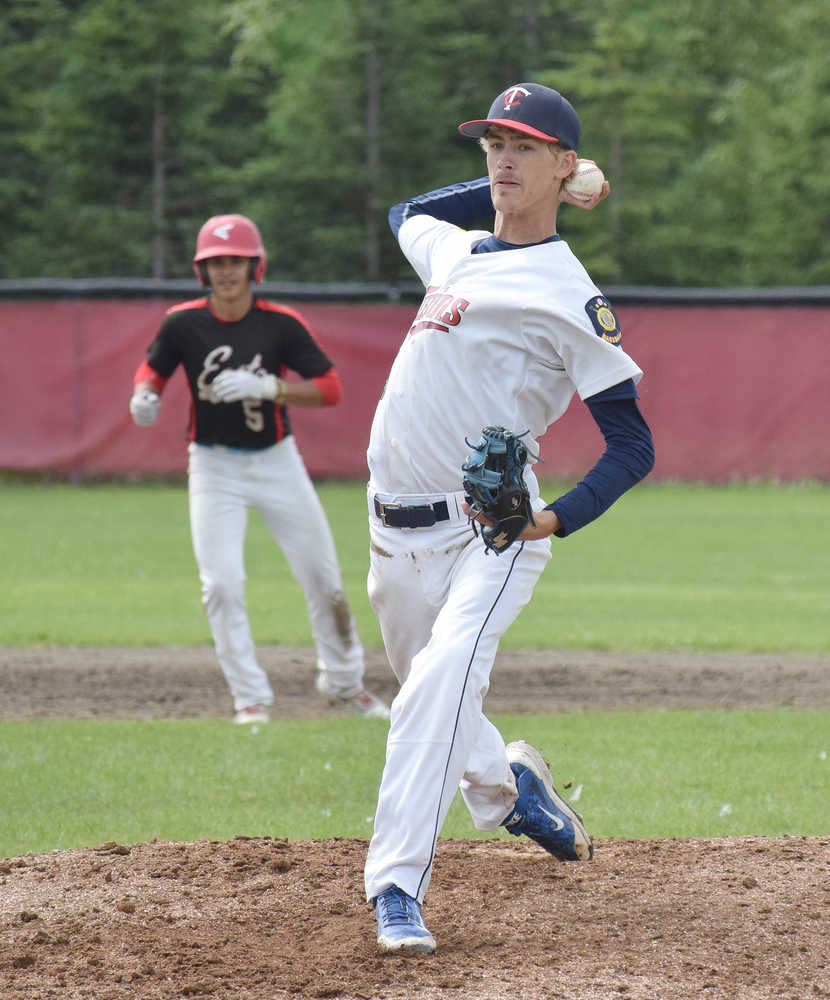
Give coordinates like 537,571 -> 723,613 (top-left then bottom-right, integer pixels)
2,0 -> 825,285
1,0 -> 76,274
19,0 -> 269,277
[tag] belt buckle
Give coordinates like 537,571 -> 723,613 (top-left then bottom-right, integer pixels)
378,501 -> 401,527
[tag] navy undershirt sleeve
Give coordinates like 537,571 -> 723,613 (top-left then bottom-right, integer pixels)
546,388 -> 655,537
389,178 -> 493,237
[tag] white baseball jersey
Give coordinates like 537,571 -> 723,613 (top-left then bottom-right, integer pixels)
367,214 -> 643,498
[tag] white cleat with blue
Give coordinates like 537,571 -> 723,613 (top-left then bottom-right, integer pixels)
502,740 -> 593,861
374,886 -> 437,954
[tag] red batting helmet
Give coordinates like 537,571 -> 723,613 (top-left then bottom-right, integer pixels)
193,214 -> 267,285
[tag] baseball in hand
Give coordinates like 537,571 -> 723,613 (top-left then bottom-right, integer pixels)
563,160 -> 606,204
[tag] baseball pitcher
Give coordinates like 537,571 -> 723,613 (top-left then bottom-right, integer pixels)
366,84 -> 654,953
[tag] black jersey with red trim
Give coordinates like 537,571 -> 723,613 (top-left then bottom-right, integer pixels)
145,297 -> 335,449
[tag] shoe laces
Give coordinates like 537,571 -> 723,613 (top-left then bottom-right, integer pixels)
503,807 -> 526,831
377,888 -> 419,927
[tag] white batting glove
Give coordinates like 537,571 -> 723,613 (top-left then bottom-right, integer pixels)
129,389 -> 161,427
212,369 -> 280,403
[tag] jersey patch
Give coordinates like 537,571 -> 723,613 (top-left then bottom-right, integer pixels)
585,296 -> 621,345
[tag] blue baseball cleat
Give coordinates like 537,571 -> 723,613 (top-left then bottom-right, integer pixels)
374,886 -> 437,954
502,740 -> 593,861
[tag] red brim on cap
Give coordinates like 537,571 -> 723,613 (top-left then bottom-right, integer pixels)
457,118 -> 562,142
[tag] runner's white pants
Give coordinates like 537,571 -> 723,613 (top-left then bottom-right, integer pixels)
363,489 -> 552,903
188,439 -> 365,711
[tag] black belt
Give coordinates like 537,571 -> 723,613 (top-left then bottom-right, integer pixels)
374,497 -> 450,528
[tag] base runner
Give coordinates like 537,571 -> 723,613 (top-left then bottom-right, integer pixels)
128,214 -> 389,724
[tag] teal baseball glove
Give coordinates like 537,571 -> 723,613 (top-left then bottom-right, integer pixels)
462,426 -> 536,554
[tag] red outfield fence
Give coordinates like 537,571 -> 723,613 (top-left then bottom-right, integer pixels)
1,282 -> 829,482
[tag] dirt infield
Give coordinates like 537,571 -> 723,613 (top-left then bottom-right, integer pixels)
2,645 -> 829,720
1,646 -> 829,999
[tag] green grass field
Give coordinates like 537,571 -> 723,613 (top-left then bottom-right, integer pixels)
1,709 -> 826,858
1,478 -> 828,651
0,479 -> 827,858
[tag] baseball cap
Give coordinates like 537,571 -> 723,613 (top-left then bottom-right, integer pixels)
458,83 -> 581,151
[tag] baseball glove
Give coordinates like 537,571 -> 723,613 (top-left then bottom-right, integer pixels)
462,426 -> 536,554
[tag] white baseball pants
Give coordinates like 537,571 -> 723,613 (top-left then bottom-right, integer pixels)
188,439 -> 365,711
363,489 -> 552,903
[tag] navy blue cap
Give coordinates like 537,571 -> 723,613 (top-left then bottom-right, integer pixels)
458,83 -> 581,151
